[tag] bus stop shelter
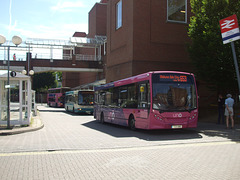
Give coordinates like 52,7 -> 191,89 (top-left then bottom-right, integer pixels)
0,72 -> 32,127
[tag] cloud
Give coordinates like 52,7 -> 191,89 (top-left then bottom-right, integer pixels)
8,0 -> 13,35
8,20 -> 18,32
1,0 -> 92,40
51,1 -> 84,12
14,23 -> 88,40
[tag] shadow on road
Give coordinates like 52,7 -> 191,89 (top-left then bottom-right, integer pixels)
38,108 -> 93,116
39,109 -> 66,113
82,120 -> 202,141
39,105 -> 240,142
196,122 -> 240,142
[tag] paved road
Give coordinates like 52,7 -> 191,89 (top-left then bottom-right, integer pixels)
0,105 -> 239,179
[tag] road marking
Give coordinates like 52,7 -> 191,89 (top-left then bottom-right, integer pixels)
0,141 -> 238,157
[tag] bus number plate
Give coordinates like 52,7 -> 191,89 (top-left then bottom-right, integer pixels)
171,125 -> 182,129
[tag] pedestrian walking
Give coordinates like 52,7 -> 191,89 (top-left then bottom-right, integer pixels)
225,94 -> 234,129
217,94 -> 225,124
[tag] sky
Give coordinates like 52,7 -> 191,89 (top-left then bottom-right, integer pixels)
0,0 -> 100,41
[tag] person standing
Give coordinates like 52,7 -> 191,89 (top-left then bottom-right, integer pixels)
217,94 -> 225,124
13,53 -> 16,61
225,94 -> 234,129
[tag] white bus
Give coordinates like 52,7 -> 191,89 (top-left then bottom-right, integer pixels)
65,89 -> 94,114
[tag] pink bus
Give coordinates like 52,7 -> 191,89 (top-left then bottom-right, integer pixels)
94,71 -> 198,130
47,87 -> 70,107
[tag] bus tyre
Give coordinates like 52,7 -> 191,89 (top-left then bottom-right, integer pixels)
100,113 -> 105,124
129,115 -> 136,130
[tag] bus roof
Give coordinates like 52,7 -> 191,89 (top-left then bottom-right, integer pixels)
94,71 -> 194,91
65,89 -> 94,95
65,91 -> 75,95
48,87 -> 70,91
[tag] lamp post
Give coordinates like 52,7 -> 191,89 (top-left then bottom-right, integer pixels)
0,35 -> 22,129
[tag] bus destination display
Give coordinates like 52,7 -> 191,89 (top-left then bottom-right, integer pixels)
159,74 -> 187,82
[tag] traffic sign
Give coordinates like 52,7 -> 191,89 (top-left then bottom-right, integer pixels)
10,71 -> 17,77
220,14 -> 240,44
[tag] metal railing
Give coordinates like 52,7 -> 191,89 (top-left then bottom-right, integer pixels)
62,54 -> 102,61
75,54 -> 101,61
0,48 -> 27,61
0,36 -> 106,61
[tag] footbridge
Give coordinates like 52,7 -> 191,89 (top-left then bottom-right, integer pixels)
0,36 -> 106,73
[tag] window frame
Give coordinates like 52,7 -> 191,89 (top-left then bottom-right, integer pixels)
116,0 -> 122,29
167,0 -> 187,24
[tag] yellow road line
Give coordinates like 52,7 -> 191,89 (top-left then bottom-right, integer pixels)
0,141 -> 238,157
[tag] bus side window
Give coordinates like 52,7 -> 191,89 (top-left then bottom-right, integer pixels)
126,84 -> 137,108
119,86 -> 127,107
138,82 -> 149,109
78,93 -> 83,105
100,91 -> 106,105
94,92 -> 98,104
105,89 -> 113,106
112,87 -> 119,106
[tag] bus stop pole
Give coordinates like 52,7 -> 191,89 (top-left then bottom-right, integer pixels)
7,46 -> 10,129
231,42 -> 240,95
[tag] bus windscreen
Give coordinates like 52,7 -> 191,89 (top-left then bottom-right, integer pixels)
78,91 -> 94,105
152,73 -> 197,112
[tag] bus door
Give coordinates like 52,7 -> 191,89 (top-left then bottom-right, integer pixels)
136,82 -> 150,121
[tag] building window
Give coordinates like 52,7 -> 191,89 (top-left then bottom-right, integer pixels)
116,0 -> 122,29
167,0 -> 187,23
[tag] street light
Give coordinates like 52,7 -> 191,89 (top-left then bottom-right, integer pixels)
0,35 -> 6,45
0,35 -> 22,129
22,69 -> 34,76
12,36 -> 22,46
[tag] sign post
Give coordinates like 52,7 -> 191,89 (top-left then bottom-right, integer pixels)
220,14 -> 240,93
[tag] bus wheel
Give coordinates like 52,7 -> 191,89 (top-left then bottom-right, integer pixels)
129,115 -> 135,130
100,113 -> 105,124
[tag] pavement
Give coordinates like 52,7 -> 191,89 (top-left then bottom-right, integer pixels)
0,110 -> 44,136
0,110 -> 239,140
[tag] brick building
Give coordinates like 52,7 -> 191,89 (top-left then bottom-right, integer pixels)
61,0 -> 216,120
106,0 -> 192,83
63,0 -> 193,87
62,1 -> 107,88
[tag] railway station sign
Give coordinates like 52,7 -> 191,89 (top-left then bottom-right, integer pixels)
220,14 -> 240,44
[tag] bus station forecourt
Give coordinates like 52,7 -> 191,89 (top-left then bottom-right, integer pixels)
0,107 -> 239,136
1,70 -> 239,134
0,105 -> 239,147
0,104 -> 240,180
0,72 -> 240,179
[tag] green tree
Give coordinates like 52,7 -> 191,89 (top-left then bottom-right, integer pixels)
32,72 -> 56,92
188,0 -> 240,92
